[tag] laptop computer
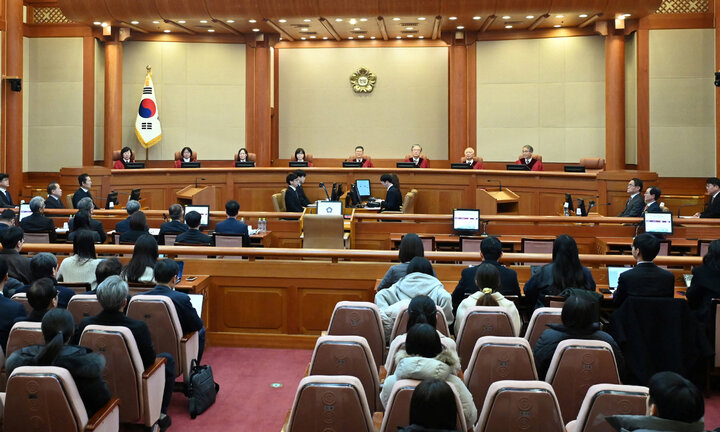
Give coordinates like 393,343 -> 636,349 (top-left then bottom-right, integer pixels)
607,266 -> 632,290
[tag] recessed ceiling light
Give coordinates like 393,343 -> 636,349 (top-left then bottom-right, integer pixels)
349,18 -> 357,25
502,16 -> 511,19
310,35 -> 316,39
348,36 -> 353,39
301,28 -> 309,32
623,13 -> 631,17
396,36 -> 401,39
370,36 -> 376,39
279,37 -> 282,40
408,34 -> 413,37
418,36 -> 424,39
323,37 -> 328,40
227,20 -> 235,23
473,16 -> 482,20
418,17 -> 426,21
303,18 -> 311,22
360,18 -> 368,22
449,16 -> 457,20
335,18 -> 343,22
178,20 -> 186,24
152,20 -> 160,24
208,29 -> 215,32
555,15 -> 564,18
526,15 -> 534,19
200,20 -> 208,23
406,27 -> 413,30
252,28 -> 260,32
354,27 -> 361,30
505,25 -> 513,29
163,29 -> 171,33
279,19 -> 287,23
358,35 -> 364,38
554,24 -> 561,27
130,21 -> 139,25
579,14 -> 588,18
101,22 -> 108,27
392,17 -> 400,21
93,21 -> 101,25
301,37 -> 306,40
249,19 -> 256,23
457,26 -> 464,29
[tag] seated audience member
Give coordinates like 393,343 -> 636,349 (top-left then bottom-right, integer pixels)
398,295 -> 456,352
644,186 -> 663,213
452,236 -> 520,314
0,256 -> 26,351
68,211 -> 101,243
0,208 -> 16,233
375,257 -> 453,340
113,146 -> 135,169
693,177 -> 720,218
74,276 -> 174,429
20,196 -> 57,242
44,182 -> 65,209
72,173 -> 97,209
533,296 -> 624,380
378,233 -> 436,290
70,197 -> 106,242
6,309 -> 111,417
121,234 -> 158,283
292,147 -> 312,167
158,204 -> 188,245
402,379 -> 459,432
93,258 -> 123,289
19,278 -> 57,323
606,371 -> 704,432
687,239 -> 720,330
618,177 -> 644,217
613,233 -> 674,307
294,170 -> 311,207
214,200 -> 250,246
0,172 -> 14,207
284,173 -> 304,213
175,211 -> 212,245
454,263 -> 521,336
115,199 -> 141,233
462,147 -> 483,169
139,259 -> 206,361
380,173 -> 402,212
524,234 -> 596,309
352,145 -> 374,168
236,147 -> 250,164
174,146 -> 197,168
1,226 -> 32,284
380,323 -> 477,427
57,231 -> 101,290
30,252 -> 75,308
515,145 -> 543,171
405,144 -> 429,168
119,211 -> 150,244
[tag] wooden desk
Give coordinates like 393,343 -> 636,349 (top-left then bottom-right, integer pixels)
389,233 -> 556,252
595,237 -> 702,255
175,275 -> 211,325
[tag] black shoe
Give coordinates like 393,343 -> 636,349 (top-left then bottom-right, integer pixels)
158,414 -> 172,431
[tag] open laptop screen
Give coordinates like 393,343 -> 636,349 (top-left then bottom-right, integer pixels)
453,209 -> 480,233
19,203 -> 31,221
316,200 -> 343,216
644,212 -> 673,235
184,205 -> 210,226
607,266 -> 631,289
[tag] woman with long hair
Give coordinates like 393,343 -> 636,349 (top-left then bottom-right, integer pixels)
174,146 -> 196,168
237,147 -> 249,162
687,239 -> 720,329
377,233 -> 436,290
402,379 -> 459,432
292,147 -> 312,166
113,146 -> 134,169
121,234 -> 159,283
68,210 -> 100,243
57,230 -> 101,289
119,211 -> 149,243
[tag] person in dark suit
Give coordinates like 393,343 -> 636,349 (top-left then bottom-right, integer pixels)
70,197 -> 106,243
68,211 -> 101,243
72,173 -> 97,209
613,233 -> 675,307
0,209 -> 15,234
16,277 -> 57,323
138,259 -> 205,361
405,144 -> 429,168
0,256 -> 26,351
115,200 -> 141,233
158,204 -> 188,245
44,182 -> 65,209
380,173 -> 402,212
643,186 -> 663,213
694,177 -> 720,218
19,196 -> 56,242
0,173 -> 14,208
0,226 -> 32,284
284,172 -> 304,212
28,252 -> 75,309
214,200 -> 250,247
74,276 -> 174,429
618,177 -> 644,217
452,236 -> 520,315
118,211 -> 149,244
687,239 -> 720,330
174,211 -> 212,245
294,170 -> 311,207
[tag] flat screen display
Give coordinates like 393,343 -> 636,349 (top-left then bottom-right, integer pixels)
453,209 -> 480,232
316,200 -> 343,216
356,179 -> 371,198
184,205 -> 210,226
607,266 -> 632,289
644,212 -> 673,235
19,203 -> 31,221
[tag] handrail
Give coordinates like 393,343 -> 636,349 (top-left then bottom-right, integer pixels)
352,213 -> 720,225
43,209 -> 303,219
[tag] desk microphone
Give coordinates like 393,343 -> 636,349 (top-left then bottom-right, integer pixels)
676,203 -> 698,217
319,183 -> 330,200
486,179 -> 502,191
195,177 -> 206,188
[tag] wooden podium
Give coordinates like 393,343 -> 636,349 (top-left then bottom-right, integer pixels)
176,185 -> 216,209
477,188 -> 520,215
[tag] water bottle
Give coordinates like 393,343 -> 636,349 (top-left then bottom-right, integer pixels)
262,218 -> 267,232
563,202 -> 570,216
259,218 -> 266,232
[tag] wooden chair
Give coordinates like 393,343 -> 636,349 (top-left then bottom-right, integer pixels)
301,214 -> 347,249
174,150 -> 198,161
213,232 -> 245,259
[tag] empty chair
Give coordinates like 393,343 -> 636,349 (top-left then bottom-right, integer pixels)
6,321 -> 43,357
67,294 -> 103,325
308,335 -> 381,412
4,366 -> 120,432
384,333 -> 457,377
524,307 -> 562,349
327,301 -> 385,368
301,214 -> 347,249
379,379 -> 467,432
213,233 -> 245,259
464,336 -> 538,416
460,236 -> 483,265
545,339 -> 621,424
163,233 -> 179,247
566,384 -> 649,432
475,380 -> 565,432
10,292 -> 32,315
521,238 -> 554,266
286,375 -> 374,432
455,306 -> 515,370
23,231 -> 52,244
79,325 -> 166,428
126,295 -> 199,383
580,158 -> 606,172
389,303 -> 450,342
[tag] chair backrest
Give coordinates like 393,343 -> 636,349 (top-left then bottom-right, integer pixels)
521,238 -> 554,266
460,237 -> 483,265
476,380 -> 564,432
67,294 -> 103,325
657,240 -> 670,269
6,321 -> 44,357
545,339 -> 620,424
389,303 -> 450,342
699,239 -> 711,257
174,150 -> 198,161
417,234 -> 434,251
59,282 -> 91,294
79,325 -> 145,423
10,292 -> 32,315
327,301 -> 385,368
271,193 -> 284,212
5,366 -> 90,431
234,152 -> 257,162
380,378 -> 466,432
24,231 -> 51,244
517,154 -> 543,162
302,214 -> 345,249
463,336 -> 538,416
126,295 -> 183,376
67,194 -> 75,209
580,158 -> 606,171
128,281 -> 155,296
401,192 -> 417,214
524,307 -> 563,349
163,233 -> 179,247
571,384 -> 649,432
347,155 -> 372,162
309,335 -> 381,412
112,150 -> 122,161
384,333 -> 456,376
287,375 -> 374,432
213,233 -> 245,259
456,306 -> 516,370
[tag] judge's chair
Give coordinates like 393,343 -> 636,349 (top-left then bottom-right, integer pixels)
174,150 -> 198,162
580,158 -> 606,172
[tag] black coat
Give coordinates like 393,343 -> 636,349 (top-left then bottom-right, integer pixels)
297,185 -> 311,207
19,213 -> 57,242
44,195 -> 65,209
119,229 -> 149,244
137,285 -> 204,334
284,187 -> 303,212
382,185 -> 402,212
0,190 -> 14,208
686,264 -> 720,328
75,310 -> 156,368
0,295 -> 25,351
523,263 -> 596,309
613,262 -> 675,307
618,194 -> 644,217
452,260 -> 520,314
0,249 -> 32,284
68,218 -> 106,243
158,220 -> 188,245
72,188 -> 96,209
700,193 -> 720,218
175,229 -> 213,245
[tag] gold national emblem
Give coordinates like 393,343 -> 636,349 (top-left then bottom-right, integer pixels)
350,67 -> 377,93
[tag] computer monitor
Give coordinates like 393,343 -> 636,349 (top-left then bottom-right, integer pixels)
181,162 -> 201,168
644,212 -> 673,235
316,200 -> 343,216
564,165 -> 586,173
451,163 -> 472,169
330,183 -> 344,201
453,208 -> 481,235
396,162 -> 416,168
289,161 -> 308,167
607,266 -> 632,289
18,203 -> 31,221
105,191 -> 119,209
347,184 -> 362,207
184,204 -> 210,226
355,179 -> 371,198
506,164 -> 530,171
129,189 -> 141,201
124,162 -> 145,169
342,161 -> 363,168
235,161 -> 255,167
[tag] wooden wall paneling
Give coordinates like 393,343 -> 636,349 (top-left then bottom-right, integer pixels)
103,39 -> 122,168
717,0 -> 720,176
245,42 -> 256,163
636,28 -> 650,171
82,36 -> 95,166
272,45 -> 280,163
605,24 -> 626,170
639,13 -> 714,30
448,33 -> 468,162
219,286 -> 286,332
4,0 -> 23,201
298,286 -> 372,333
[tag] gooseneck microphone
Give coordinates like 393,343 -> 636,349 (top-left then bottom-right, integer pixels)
486,179 -> 502,191
319,182 -> 330,200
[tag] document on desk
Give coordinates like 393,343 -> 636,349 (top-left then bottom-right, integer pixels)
188,293 -> 204,316
149,228 -> 160,235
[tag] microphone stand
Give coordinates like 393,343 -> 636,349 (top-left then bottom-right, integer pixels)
486,179 -> 502,191
319,183 -> 330,200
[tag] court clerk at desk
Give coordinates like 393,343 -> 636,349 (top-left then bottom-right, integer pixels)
380,174 -> 402,212
284,173 -> 304,213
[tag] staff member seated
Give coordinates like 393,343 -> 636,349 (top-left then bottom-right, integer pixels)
380,173 -> 402,212
461,147 -> 483,169
515,145 -> 543,171
613,233 -> 674,307
20,196 -> 56,242
112,146 -> 135,169
618,178 -> 644,217
175,211 -> 212,245
215,200 -> 250,246
174,146 -> 197,168
693,177 -> 720,218
44,182 -> 65,209
405,144 -> 429,168
284,173 -> 304,213
349,146 -> 374,168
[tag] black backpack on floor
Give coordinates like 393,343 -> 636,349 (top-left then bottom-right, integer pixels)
187,359 -> 220,419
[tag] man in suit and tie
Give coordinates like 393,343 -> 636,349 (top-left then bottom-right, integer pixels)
693,177 -> 720,218
44,183 -> 65,209
0,173 -> 14,208
158,204 -> 188,245
380,173 -> 402,212
174,211 -> 212,245
72,173 -> 97,209
644,187 -> 663,214
19,196 -> 56,242
115,200 -> 140,233
294,170 -> 311,207
618,177 -> 644,217
0,256 -> 26,352
613,233 -> 675,307
284,172 -> 303,212
405,144 -> 429,168
214,200 -> 250,247
353,146 -> 374,168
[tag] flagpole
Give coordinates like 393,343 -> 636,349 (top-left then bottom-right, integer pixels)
145,65 -> 151,164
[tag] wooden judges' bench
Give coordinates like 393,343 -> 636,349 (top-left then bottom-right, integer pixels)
59,166 -> 678,216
